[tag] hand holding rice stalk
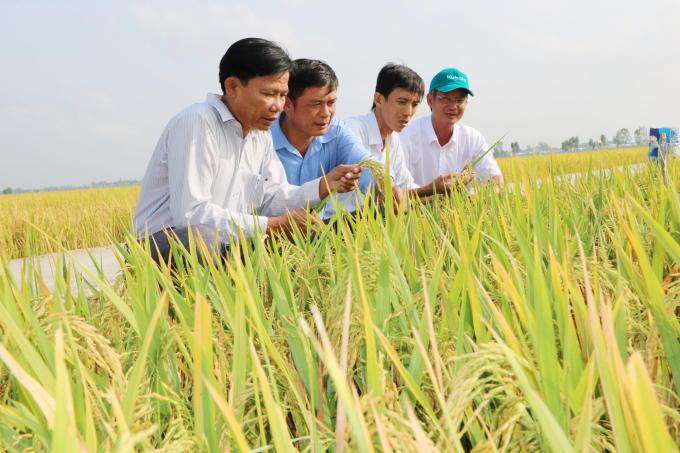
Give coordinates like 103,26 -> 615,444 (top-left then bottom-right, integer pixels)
313,163 -> 367,215
359,158 -> 408,214
456,133 -> 509,185
355,157 -> 386,190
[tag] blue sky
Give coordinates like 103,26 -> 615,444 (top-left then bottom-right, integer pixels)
1,0 -> 679,189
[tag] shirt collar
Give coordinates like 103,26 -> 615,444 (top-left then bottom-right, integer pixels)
271,112 -> 300,156
425,115 -> 459,148
424,115 -> 439,144
318,117 -> 340,144
205,93 -> 236,123
272,112 -> 340,156
367,111 -> 384,147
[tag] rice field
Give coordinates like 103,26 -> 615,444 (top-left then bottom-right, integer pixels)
0,148 -> 649,261
0,186 -> 140,260
495,146 -> 648,182
1,156 -> 679,452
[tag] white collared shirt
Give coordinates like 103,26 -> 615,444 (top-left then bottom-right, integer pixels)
344,111 -> 418,190
400,115 -> 502,185
132,93 -> 321,243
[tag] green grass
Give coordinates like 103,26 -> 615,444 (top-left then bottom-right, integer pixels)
1,157 -> 680,452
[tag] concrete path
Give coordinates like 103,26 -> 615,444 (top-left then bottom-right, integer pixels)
2,244 -> 123,296
3,162 -> 647,295
504,162 -> 644,191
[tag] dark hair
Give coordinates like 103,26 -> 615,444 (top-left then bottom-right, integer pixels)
287,59 -> 339,105
219,38 -> 292,93
371,63 -> 425,110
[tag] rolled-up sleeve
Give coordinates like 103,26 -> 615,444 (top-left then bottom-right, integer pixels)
166,114 -> 268,243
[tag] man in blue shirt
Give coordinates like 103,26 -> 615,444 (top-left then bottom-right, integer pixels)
271,59 -> 401,218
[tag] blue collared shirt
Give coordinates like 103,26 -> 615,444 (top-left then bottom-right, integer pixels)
271,113 -> 376,217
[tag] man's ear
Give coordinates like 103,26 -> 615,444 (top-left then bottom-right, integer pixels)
373,92 -> 383,109
223,77 -> 240,97
426,92 -> 434,109
283,96 -> 293,113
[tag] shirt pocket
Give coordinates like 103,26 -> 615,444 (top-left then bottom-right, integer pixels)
253,175 -> 268,211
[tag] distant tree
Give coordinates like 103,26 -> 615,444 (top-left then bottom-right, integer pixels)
511,142 -> 520,155
613,128 -> 631,147
589,138 -> 596,150
2,187 -> 12,194
600,134 -> 606,148
537,141 -> 550,152
634,126 -> 647,146
493,141 -> 505,158
561,136 -> 579,152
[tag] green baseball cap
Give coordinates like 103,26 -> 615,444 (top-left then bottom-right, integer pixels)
429,68 -> 474,96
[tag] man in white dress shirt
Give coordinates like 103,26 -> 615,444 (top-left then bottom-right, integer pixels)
400,68 -> 503,187
345,64 -> 463,200
132,38 -> 363,264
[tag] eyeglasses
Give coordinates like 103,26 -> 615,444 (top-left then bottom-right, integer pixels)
434,93 -> 468,106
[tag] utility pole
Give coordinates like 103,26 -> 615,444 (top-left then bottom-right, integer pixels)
660,133 -> 668,186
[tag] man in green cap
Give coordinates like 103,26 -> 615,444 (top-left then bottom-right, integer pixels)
400,68 -> 503,187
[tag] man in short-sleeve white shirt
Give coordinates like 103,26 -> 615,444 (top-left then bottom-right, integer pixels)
346,63 -> 461,199
400,68 -> 503,186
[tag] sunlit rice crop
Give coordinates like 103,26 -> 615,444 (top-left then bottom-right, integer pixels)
496,146 -> 648,182
1,151 -> 679,452
0,186 -> 139,260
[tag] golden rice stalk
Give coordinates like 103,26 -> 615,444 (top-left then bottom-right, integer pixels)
458,165 -> 475,182
357,157 -> 386,190
455,133 -> 507,186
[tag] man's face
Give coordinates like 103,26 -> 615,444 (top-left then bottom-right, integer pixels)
225,73 -> 289,131
427,87 -> 468,127
376,88 -> 421,133
283,85 -> 337,137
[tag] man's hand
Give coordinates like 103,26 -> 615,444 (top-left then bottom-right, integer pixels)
376,180 -> 408,214
412,173 -> 474,199
267,209 -> 317,241
391,185 -> 408,214
441,173 -> 474,193
319,164 -> 364,199
432,174 -> 453,194
449,173 -> 475,190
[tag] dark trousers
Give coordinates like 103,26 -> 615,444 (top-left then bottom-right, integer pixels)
142,225 -> 276,268
144,225 -> 228,266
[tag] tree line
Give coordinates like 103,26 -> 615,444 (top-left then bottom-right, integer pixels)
493,126 -> 648,157
0,178 -> 143,195
562,126 -> 647,152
